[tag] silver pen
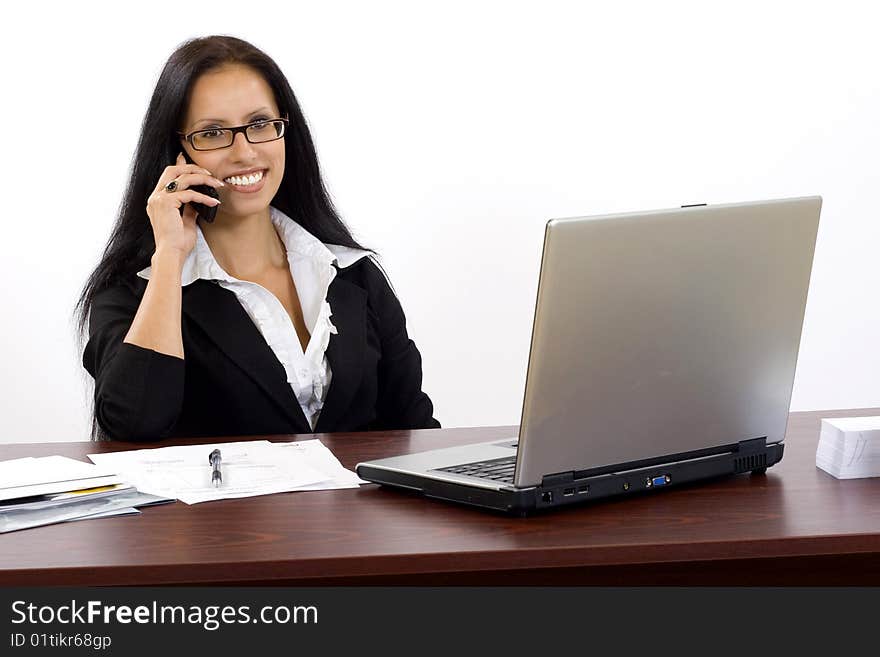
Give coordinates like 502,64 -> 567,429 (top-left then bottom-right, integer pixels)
209,449 -> 222,488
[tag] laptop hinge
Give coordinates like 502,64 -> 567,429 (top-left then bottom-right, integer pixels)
541,471 -> 575,487
736,437 -> 768,454
733,436 -> 771,474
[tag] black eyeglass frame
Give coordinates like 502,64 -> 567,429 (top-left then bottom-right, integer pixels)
177,117 -> 290,151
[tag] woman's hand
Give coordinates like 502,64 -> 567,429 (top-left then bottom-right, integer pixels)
146,152 -> 224,261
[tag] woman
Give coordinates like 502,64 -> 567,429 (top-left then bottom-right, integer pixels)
76,35 -> 439,441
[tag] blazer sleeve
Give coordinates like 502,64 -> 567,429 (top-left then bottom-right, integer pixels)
362,260 -> 441,431
82,282 -> 185,441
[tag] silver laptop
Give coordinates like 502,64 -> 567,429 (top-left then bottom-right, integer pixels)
357,197 -> 822,515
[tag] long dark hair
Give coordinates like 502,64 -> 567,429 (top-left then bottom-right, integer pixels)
75,35 -> 370,337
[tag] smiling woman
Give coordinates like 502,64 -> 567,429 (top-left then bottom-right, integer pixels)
75,35 -> 440,441
178,65 -> 285,211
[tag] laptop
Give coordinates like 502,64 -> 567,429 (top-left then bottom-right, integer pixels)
356,197 -> 822,515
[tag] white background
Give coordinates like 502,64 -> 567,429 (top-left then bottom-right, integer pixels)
1,1 -> 877,443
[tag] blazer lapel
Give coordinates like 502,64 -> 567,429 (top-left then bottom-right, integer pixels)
314,275 -> 366,432
182,281 -> 311,432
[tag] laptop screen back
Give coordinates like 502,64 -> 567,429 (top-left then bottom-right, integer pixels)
515,197 -> 821,487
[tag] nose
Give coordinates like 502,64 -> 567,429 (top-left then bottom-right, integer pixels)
228,130 -> 258,159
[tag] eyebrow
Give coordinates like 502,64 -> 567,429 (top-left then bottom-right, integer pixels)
191,107 -> 272,129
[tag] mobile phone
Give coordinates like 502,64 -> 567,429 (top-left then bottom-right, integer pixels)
180,150 -> 220,223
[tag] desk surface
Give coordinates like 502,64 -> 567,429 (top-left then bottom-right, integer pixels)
1,408 -> 878,585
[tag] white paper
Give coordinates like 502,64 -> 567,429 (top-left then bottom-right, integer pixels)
89,441 -> 333,504
276,439 -> 369,489
0,458 -> 128,502
820,416 -> 880,432
0,476 -> 127,503
0,455 -> 125,502
816,417 -> 880,479
0,457 -> 36,480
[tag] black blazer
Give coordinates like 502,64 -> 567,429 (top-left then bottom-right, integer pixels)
83,257 -> 440,440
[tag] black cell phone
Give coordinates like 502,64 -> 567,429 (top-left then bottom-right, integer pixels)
180,150 -> 220,223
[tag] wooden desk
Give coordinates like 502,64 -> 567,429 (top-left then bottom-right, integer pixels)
1,409 -> 878,585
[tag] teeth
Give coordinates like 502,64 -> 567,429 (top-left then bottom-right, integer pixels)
223,170 -> 264,186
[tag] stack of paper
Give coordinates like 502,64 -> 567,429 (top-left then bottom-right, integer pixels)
816,416 -> 880,479
0,456 -> 173,533
89,439 -> 367,504
0,455 -> 123,501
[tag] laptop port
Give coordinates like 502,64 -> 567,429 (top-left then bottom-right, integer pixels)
563,488 -> 575,497
577,485 -> 589,494
541,491 -> 553,504
652,475 -> 670,487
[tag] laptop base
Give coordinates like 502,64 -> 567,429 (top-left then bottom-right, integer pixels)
360,441 -> 784,516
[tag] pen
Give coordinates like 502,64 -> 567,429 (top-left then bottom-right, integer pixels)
209,449 -> 222,488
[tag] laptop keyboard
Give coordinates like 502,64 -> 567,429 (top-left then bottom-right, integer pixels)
437,455 -> 517,484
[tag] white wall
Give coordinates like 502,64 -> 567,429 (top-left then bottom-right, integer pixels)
1,0 -> 878,443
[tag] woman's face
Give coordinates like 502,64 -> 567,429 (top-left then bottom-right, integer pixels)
180,64 -> 285,220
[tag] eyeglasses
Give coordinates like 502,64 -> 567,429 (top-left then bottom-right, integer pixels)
178,118 -> 289,151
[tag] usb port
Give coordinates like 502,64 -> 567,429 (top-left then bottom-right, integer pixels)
652,475 -> 670,487
577,485 -> 589,494
563,487 -> 575,497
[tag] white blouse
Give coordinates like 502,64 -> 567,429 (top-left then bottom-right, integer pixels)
137,206 -> 372,430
